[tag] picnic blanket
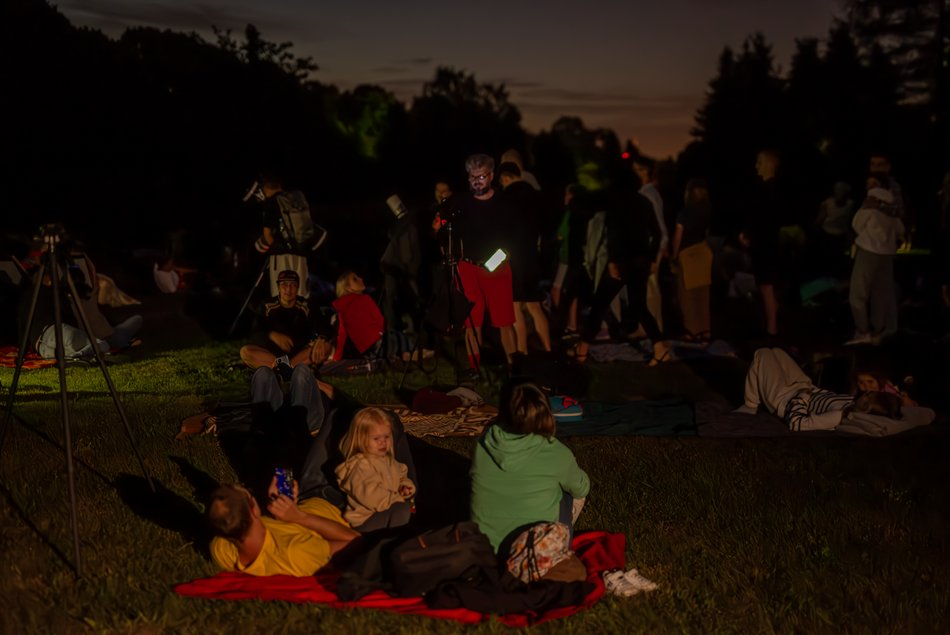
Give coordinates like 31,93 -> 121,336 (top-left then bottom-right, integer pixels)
589,339 -> 737,363
383,404 -> 498,438
698,405 -> 937,438
0,346 -> 56,370
556,399 -> 696,437
174,530 -> 625,627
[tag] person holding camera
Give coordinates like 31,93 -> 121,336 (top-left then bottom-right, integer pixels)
449,154 -> 518,374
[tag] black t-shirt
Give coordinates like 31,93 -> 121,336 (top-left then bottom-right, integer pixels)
605,188 -> 661,264
501,181 -> 545,266
452,191 -> 514,264
255,297 -> 315,353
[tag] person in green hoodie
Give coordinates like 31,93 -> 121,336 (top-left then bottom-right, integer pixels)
470,380 -> 591,552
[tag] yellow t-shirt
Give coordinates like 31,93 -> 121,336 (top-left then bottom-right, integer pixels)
210,497 -> 348,577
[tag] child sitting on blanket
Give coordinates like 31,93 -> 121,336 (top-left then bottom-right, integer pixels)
330,272 -> 385,361
335,407 -> 416,532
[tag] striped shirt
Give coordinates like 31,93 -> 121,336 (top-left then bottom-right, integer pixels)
784,388 -> 854,431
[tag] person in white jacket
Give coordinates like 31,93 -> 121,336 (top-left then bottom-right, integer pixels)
846,185 -> 904,345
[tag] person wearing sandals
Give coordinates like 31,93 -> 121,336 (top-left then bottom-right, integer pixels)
571,179 -> 673,365
670,179 -> 713,342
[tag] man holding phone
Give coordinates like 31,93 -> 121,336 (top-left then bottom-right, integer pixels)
449,154 -> 517,375
207,475 -> 358,577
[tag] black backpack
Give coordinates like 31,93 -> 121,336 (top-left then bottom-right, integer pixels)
389,521 -> 498,597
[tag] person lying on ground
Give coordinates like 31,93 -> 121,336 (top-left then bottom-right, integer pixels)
239,269 -> 332,373
208,475 -> 359,577
736,347 -> 918,431
18,260 -> 142,360
335,407 -> 417,532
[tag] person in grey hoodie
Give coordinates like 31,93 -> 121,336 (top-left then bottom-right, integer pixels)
847,185 -> 905,345
470,380 -> 590,552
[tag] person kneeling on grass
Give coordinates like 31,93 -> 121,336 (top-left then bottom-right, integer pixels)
330,271 -> 385,361
208,475 -> 359,577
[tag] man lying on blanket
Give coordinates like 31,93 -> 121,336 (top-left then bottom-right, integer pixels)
208,476 -> 359,577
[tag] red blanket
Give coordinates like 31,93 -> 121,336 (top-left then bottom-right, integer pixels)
174,531 -> 625,627
0,346 -> 55,369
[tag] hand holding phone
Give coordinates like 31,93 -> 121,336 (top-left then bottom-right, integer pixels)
274,467 -> 294,499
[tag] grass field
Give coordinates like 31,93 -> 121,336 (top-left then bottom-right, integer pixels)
1,335 -> 948,634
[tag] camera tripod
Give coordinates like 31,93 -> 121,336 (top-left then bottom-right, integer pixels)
398,218 -> 481,389
0,225 -> 154,577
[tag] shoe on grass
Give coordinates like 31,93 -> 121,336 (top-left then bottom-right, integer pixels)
602,570 -> 643,597
623,568 -> 658,592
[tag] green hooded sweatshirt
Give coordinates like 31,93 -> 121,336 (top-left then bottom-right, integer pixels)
470,424 -> 590,552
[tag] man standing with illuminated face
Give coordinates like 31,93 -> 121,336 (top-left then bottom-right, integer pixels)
450,154 -> 517,377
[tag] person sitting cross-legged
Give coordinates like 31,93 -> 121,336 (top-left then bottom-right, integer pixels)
239,269 -> 330,374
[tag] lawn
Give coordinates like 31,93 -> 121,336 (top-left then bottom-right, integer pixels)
1,333 -> 948,634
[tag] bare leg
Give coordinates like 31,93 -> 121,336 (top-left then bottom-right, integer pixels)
524,301 -> 552,352
512,301 -> 529,354
499,325 -> 517,363
567,298 -> 578,331
240,344 -> 277,369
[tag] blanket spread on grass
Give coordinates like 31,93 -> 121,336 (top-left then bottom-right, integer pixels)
698,406 -> 937,437
0,346 -> 56,369
386,400 -> 695,438
385,404 -> 497,438
174,531 -> 624,627
556,399 -> 696,437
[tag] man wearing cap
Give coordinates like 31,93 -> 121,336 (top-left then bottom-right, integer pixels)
239,270 -> 330,372
449,154 -> 517,374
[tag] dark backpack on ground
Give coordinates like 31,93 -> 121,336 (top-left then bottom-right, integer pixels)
389,521 -> 498,597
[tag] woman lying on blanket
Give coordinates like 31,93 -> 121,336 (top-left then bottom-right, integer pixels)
737,348 -> 916,431
470,380 -> 590,554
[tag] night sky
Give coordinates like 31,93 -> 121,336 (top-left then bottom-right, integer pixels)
59,0 -> 843,157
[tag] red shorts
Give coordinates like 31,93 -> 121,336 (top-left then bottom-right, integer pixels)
456,260 -> 515,328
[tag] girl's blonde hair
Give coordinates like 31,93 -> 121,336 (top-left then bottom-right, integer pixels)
339,407 -> 393,458
335,271 -> 359,298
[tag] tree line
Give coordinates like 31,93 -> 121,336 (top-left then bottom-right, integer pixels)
1,0 -> 945,256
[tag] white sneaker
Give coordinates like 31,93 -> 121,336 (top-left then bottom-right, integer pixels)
602,570 -> 642,597
844,332 -> 872,346
623,568 -> 658,592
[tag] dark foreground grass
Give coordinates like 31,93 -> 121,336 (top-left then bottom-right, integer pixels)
1,343 -> 948,634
